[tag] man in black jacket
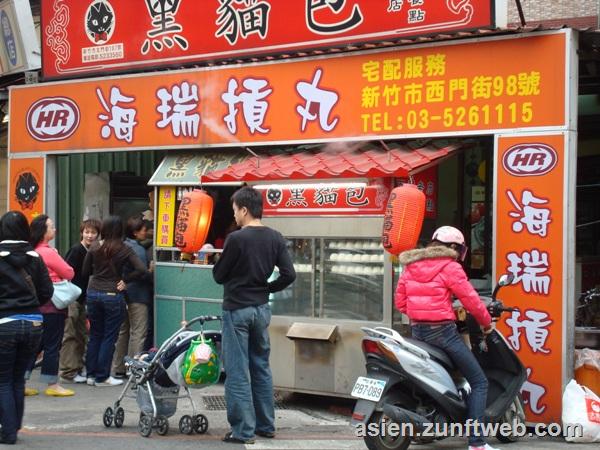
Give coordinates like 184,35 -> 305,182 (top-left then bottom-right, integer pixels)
213,187 -> 295,444
0,211 -> 53,444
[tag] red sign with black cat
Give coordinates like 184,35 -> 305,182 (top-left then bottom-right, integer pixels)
41,0 -> 502,79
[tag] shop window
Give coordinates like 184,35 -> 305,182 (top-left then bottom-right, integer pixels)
270,238 -> 384,321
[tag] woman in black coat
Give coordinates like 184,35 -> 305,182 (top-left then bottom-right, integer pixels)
0,211 -> 53,444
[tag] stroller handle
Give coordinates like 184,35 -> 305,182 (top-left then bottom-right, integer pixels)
183,315 -> 222,328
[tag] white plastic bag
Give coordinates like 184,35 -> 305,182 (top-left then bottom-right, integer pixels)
562,379 -> 600,442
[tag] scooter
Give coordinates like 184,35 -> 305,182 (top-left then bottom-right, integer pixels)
350,275 -> 527,450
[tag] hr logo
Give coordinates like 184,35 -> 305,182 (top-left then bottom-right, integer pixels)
502,144 -> 558,177
26,97 -> 80,141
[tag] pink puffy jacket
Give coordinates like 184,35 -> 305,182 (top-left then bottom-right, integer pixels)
394,245 -> 491,327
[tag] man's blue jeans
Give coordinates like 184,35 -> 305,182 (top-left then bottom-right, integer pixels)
222,304 -> 274,441
412,323 -> 488,447
0,320 -> 42,442
85,289 -> 125,382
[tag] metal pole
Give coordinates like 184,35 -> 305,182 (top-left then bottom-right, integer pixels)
515,0 -> 526,27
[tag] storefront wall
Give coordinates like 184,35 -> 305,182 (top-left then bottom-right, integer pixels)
7,30 -> 576,423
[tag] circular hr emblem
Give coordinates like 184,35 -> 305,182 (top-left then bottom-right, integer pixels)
85,0 -> 115,45
502,143 -> 558,177
26,97 -> 81,141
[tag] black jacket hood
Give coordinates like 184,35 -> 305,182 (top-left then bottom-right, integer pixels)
0,240 -> 39,269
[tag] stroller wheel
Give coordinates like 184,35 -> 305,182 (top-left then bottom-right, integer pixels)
179,415 -> 194,435
138,414 -> 153,437
193,414 -> 208,434
103,407 -> 114,427
155,416 -> 169,436
114,407 -> 125,428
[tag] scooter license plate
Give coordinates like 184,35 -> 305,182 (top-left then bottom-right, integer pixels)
351,376 -> 386,402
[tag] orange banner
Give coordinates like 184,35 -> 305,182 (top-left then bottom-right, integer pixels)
8,157 -> 45,220
10,32 -> 566,154
495,134 -> 565,424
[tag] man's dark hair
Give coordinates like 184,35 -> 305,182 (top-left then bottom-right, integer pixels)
231,186 -> 263,219
0,210 -> 31,242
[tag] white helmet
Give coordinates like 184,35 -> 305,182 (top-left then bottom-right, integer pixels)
432,226 -> 465,245
432,226 -> 468,261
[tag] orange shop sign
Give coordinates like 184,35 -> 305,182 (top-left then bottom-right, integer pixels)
495,134 -> 566,424
10,31 -> 567,154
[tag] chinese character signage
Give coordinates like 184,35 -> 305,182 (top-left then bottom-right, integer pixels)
41,0 -> 504,79
412,166 -> 437,219
8,157 -> 45,220
11,32 -> 567,154
495,134 -> 566,424
156,186 -> 176,247
258,182 -> 389,216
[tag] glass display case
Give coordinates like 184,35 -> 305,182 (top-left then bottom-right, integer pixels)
270,238 -> 384,321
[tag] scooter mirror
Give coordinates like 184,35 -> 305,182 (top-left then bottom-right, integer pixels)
498,274 -> 515,286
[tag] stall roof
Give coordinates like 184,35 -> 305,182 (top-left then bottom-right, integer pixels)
148,151 -> 249,185
202,140 -> 469,182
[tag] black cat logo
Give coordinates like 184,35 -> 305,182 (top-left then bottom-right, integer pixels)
85,1 -> 115,45
266,188 -> 282,207
15,172 -> 39,210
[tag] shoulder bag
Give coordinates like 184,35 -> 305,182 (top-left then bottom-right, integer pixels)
51,280 -> 82,310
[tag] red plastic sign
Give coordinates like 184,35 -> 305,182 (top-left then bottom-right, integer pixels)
42,0 -> 498,79
258,182 -> 390,216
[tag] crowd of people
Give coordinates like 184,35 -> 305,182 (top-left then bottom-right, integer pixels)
0,210 -> 154,444
1,186 -> 493,450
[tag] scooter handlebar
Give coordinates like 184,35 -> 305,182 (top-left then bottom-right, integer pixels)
487,300 -> 517,318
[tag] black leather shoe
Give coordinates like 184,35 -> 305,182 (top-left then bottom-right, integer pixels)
222,431 -> 255,444
256,430 -> 275,438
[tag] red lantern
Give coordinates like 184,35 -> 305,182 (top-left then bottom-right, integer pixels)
174,190 -> 214,257
381,184 -> 426,255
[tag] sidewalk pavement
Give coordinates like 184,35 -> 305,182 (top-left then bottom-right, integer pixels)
19,374 -> 600,449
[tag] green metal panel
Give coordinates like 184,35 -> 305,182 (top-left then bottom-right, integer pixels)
155,298 -> 221,345
55,151 -> 165,255
155,297 -> 183,344
154,263 -> 223,344
155,264 -> 223,299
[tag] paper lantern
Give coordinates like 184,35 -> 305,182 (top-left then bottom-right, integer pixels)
174,190 -> 214,256
381,184 -> 426,255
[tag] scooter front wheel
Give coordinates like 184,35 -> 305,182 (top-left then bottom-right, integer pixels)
363,411 -> 411,450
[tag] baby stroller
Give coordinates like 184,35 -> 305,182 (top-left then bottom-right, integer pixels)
102,315 -> 222,437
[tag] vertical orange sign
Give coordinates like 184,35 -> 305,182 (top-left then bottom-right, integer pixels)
156,187 -> 176,248
495,134 -> 565,424
8,157 -> 45,221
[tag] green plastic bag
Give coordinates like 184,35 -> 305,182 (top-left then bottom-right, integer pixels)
181,335 -> 220,387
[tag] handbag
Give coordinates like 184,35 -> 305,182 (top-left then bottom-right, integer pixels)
51,280 -> 82,310
181,334 -> 220,387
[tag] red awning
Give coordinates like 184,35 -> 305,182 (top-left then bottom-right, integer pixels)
201,140 -> 467,182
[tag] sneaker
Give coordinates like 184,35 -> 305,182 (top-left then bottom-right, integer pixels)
113,372 -> 126,379
25,387 -> 39,396
86,377 -> 95,386
469,444 -> 500,450
73,374 -> 87,384
95,376 -> 124,387
45,386 -> 75,397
